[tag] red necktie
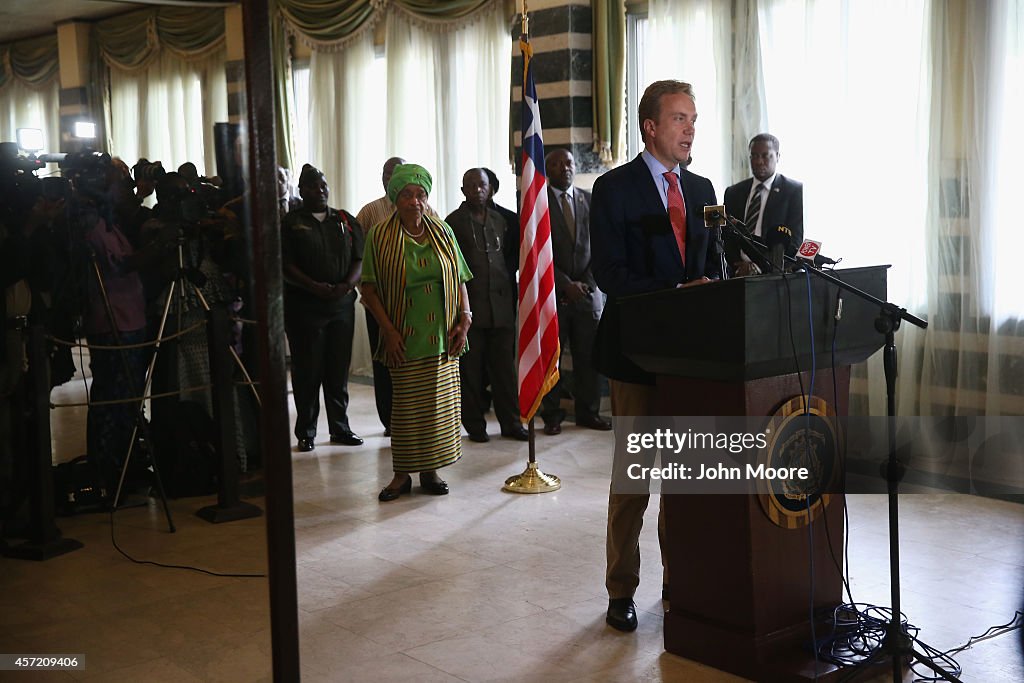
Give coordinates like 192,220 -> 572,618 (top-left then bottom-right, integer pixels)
663,170 -> 686,264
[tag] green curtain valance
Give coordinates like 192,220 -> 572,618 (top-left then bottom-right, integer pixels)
278,0 -> 498,51
95,6 -> 225,72
0,34 -> 59,90
278,0 -> 378,51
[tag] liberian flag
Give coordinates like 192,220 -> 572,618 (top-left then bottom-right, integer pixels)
517,36 -> 560,422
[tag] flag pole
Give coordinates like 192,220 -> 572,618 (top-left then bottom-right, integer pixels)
504,0 -> 561,494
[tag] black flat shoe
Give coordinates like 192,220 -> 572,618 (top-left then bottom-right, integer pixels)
419,475 -> 449,496
468,431 -> 490,443
378,475 -> 412,502
297,438 -> 315,452
606,598 -> 638,632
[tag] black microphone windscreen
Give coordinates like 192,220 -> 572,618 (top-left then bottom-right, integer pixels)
766,225 -> 792,247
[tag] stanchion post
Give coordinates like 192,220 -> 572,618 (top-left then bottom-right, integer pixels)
1,324 -> 82,560
196,304 -> 262,524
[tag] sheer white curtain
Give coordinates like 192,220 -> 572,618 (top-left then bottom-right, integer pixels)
307,33 -> 382,214
0,79 -> 60,154
306,33 -> 382,377
982,0 -> 1024,323
922,0 -> 1024,416
643,0 -> 733,194
756,0 -> 932,416
757,1 -> 931,303
108,49 -> 227,176
385,5 -> 513,216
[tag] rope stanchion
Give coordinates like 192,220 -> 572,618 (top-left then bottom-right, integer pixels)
196,304 -> 262,524
46,321 -> 207,350
50,384 -> 215,410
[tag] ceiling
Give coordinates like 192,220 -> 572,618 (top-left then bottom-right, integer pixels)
0,0 -> 233,44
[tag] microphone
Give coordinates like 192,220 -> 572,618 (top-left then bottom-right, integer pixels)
703,204 -> 727,228
795,239 -> 840,267
766,225 -> 792,272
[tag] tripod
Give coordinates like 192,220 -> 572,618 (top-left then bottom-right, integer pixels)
106,228 -> 259,528
87,246 -> 175,532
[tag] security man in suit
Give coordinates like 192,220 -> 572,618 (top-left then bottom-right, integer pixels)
590,80 -> 721,632
539,148 -> 612,435
723,133 -> 804,276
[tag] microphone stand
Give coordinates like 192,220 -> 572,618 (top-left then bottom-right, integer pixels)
711,209 -> 951,678
709,223 -> 729,281
779,260 -> 957,682
706,209 -> 777,276
722,222 -> 777,275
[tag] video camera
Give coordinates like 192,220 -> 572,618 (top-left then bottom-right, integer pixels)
59,150 -> 113,201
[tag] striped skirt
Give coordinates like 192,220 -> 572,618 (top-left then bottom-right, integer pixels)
389,354 -> 462,473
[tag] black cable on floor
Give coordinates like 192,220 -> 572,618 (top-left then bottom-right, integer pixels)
818,604 -> 1023,681
108,504 -> 266,578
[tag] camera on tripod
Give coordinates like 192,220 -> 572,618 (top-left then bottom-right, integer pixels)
59,150 -> 113,198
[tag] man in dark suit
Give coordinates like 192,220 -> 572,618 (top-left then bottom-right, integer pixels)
723,133 -> 803,276
590,79 -> 721,633
539,148 -> 612,435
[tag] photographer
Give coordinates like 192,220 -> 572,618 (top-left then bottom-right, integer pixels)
132,158 -> 164,206
111,160 -> 153,250
80,169 -> 149,493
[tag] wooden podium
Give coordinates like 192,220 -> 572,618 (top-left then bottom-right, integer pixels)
619,266 -> 887,682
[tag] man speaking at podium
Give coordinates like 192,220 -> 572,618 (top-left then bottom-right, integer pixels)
723,133 -> 804,276
590,80 -> 721,632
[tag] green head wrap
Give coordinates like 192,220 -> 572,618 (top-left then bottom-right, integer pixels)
387,163 -> 432,203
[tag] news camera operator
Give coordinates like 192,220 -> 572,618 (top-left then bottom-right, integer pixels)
1,167 -> 65,527
73,159 -> 155,493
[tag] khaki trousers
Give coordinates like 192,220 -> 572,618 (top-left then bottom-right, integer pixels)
606,379 -> 666,600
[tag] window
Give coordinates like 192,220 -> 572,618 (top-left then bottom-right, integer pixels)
625,13 -> 647,159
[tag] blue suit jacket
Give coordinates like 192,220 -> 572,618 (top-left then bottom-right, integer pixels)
590,154 -> 720,384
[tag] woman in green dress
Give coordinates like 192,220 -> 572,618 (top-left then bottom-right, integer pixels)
361,164 -> 473,501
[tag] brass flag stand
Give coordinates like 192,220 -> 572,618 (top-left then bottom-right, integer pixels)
504,3 -> 560,495
502,419 -> 561,493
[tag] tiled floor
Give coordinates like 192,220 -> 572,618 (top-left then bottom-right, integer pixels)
2,381 -> 1022,681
